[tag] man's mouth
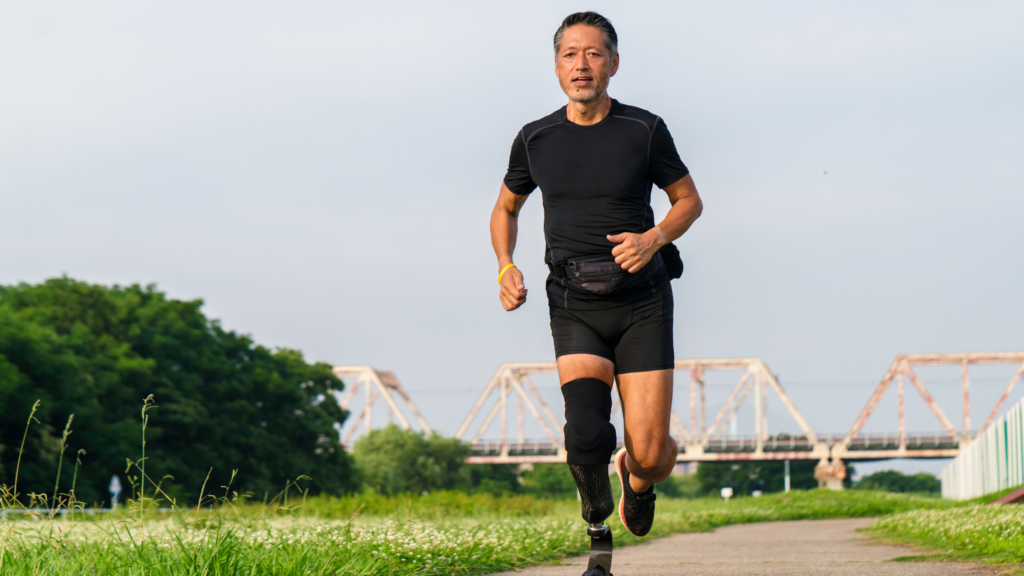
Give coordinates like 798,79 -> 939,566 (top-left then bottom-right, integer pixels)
572,76 -> 593,85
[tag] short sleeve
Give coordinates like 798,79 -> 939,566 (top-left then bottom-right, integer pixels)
648,119 -> 689,189
503,131 -> 537,195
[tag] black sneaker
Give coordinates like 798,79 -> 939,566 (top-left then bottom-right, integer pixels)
614,448 -> 656,536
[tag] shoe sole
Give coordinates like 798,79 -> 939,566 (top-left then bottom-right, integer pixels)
613,448 -> 630,532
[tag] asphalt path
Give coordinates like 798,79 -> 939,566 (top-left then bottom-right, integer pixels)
497,518 -> 994,576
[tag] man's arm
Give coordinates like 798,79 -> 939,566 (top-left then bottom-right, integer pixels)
608,174 -> 703,273
490,182 -> 531,311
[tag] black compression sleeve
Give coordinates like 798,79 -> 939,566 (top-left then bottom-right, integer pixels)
649,120 -> 690,189
562,378 -> 617,465
503,131 -> 537,195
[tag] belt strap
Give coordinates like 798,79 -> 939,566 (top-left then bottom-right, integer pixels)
548,262 -> 576,279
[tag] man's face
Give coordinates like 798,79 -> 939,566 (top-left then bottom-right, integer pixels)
555,25 -> 619,104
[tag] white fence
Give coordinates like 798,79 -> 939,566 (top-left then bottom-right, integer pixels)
941,396 -> 1024,500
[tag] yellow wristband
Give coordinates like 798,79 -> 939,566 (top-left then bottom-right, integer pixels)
498,263 -> 516,285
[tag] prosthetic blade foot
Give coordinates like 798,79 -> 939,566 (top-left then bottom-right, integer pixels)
583,523 -> 613,576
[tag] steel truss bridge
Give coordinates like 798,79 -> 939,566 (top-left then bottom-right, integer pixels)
333,352 -> 1024,485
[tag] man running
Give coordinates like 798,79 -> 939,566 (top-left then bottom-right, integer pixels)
489,11 -> 703,544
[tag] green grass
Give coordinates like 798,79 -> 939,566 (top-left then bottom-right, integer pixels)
0,489 -> 962,575
300,490 -> 577,520
1,398 -> 1011,574
867,488 -> 1024,568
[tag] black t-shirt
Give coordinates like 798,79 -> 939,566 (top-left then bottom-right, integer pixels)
503,100 -> 690,310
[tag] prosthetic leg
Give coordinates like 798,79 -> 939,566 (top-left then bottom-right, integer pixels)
562,379 -> 618,576
570,464 -> 615,575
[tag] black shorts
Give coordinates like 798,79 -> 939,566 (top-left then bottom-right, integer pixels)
549,286 -> 674,375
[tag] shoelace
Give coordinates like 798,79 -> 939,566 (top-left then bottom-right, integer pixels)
627,488 -> 656,515
619,455 -> 656,519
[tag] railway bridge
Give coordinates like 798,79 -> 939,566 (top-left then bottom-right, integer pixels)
332,352 -> 1024,487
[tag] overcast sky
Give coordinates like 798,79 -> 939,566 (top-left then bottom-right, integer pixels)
2,2 -> 1022,475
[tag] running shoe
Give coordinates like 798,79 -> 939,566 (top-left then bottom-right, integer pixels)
613,448 -> 656,536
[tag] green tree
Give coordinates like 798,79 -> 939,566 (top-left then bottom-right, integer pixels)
656,473 -> 701,498
853,470 -> 940,494
695,460 -> 849,495
467,464 -> 522,495
0,305 -> 78,500
352,426 -> 471,495
0,277 -> 357,505
521,463 -> 577,498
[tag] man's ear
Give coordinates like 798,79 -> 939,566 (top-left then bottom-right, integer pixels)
610,53 -> 619,77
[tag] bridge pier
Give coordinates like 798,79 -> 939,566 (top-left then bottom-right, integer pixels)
814,458 -> 847,490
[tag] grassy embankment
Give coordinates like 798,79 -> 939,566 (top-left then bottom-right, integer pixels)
867,486 -> 1024,569
0,489 -> 965,576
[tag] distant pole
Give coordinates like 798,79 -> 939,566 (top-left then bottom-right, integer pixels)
784,459 -> 791,493
109,475 -> 123,509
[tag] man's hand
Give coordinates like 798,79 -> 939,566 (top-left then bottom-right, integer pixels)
608,228 -> 666,273
499,266 -> 528,311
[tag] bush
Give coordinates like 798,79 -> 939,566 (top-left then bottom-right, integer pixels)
695,460 -> 840,495
352,425 -> 471,495
467,464 -> 522,495
853,470 -> 940,494
521,463 -> 577,498
657,473 -> 701,498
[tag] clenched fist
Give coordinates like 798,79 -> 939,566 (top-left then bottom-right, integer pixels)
608,228 -> 665,273
499,266 -> 528,311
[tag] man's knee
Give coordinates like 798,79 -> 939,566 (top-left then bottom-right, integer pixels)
630,436 -> 676,472
561,378 -> 617,465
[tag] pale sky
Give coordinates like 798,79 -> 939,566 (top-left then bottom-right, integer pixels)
2,2 -> 1022,476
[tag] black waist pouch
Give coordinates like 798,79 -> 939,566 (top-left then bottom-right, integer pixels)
550,253 -> 666,295
567,255 -> 629,295
659,243 -> 684,280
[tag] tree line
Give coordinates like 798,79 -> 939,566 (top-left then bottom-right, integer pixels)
351,425 -> 941,498
0,278 -> 356,505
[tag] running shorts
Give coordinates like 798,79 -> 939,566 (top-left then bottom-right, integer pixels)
549,286 -> 674,374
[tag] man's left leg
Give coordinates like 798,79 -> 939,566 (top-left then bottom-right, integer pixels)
613,368 -> 678,535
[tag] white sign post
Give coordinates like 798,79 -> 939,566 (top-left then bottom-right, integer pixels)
109,475 -> 122,509
720,487 -> 733,502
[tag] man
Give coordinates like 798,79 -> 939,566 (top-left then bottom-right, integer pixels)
489,11 -> 703,544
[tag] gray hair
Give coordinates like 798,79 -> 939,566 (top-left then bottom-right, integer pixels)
553,12 -> 618,57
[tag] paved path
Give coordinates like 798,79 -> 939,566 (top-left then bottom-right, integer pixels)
498,518 -> 993,576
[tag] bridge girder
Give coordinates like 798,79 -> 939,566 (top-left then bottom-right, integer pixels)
331,365 -> 433,448
463,352 -> 1024,465
331,352 -> 1024,466
840,352 -> 1024,454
